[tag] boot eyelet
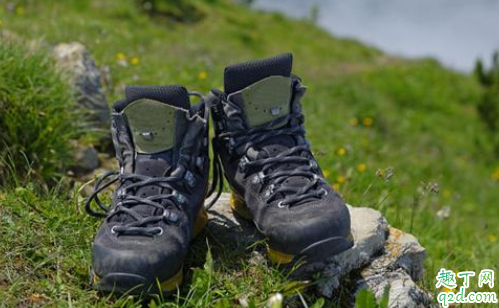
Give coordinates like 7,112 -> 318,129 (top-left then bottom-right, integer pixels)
258,171 -> 265,180
165,211 -> 179,223
321,188 -> 328,197
277,201 -> 287,208
239,156 -> 249,171
185,170 -> 196,187
251,171 -> 266,184
117,189 -> 126,199
264,184 -> 275,198
252,175 -> 260,184
228,138 -> 236,152
111,226 -> 118,234
309,160 -> 318,170
173,190 -> 187,205
155,227 -> 164,236
196,156 -> 204,169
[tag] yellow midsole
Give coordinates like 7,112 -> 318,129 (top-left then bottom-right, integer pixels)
192,205 -> 209,238
229,192 -> 253,220
229,192 -> 295,264
162,205 -> 208,291
267,246 -> 295,264
160,268 -> 183,292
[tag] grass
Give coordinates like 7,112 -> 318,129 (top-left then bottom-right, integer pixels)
0,0 -> 498,307
0,41 -> 77,187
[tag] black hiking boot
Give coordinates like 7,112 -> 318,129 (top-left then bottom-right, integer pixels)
209,54 -> 353,264
85,85 -> 210,295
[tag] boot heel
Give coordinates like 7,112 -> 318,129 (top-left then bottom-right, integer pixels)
229,192 -> 253,220
192,206 -> 208,238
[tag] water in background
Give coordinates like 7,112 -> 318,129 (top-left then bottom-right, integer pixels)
254,0 -> 499,72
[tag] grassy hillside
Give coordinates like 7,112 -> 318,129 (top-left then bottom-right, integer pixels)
1,0 -> 498,307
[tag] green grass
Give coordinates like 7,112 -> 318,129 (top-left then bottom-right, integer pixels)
0,0 -> 498,307
0,41 -> 77,187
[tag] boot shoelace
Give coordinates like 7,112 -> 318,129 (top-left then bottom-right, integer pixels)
85,91 -> 222,236
85,170 -> 194,236
211,109 -> 327,208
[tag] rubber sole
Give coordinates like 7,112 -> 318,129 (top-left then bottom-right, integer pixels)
91,269 -> 183,295
229,192 -> 354,264
91,206 -> 209,295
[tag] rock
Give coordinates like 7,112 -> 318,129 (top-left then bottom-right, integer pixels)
355,227 -> 435,308
206,193 -> 434,307
70,154 -> 118,199
305,205 -> 389,297
207,193 -> 262,246
356,269 -> 435,308
52,42 -> 110,128
72,144 -> 100,176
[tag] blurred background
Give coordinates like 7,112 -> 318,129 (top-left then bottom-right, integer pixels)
0,0 -> 498,307
255,0 -> 499,71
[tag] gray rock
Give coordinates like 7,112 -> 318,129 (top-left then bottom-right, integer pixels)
312,205 -> 389,296
72,144 -> 100,175
207,193 -> 262,246
206,193 -> 434,307
356,269 -> 436,308
355,227 -> 434,307
52,42 -> 110,128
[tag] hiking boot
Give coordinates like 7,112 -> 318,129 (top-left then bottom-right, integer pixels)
209,53 -> 353,264
85,85 -> 210,295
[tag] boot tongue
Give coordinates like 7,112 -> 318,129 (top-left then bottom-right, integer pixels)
114,86 -> 190,225
225,53 -> 293,129
121,85 -> 190,176
225,53 -> 296,154
225,54 -> 310,192
224,52 -> 293,95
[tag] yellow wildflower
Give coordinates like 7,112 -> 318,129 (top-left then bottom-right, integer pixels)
28,293 -> 43,304
332,183 -> 340,191
116,52 -> 126,61
491,167 -> 499,181
322,169 -> 331,178
0,19 -> 3,25
198,71 -> 208,80
15,6 -> 25,15
349,117 -> 358,126
356,163 -> 367,173
337,175 -> 347,184
441,287 -> 455,293
489,234 -> 497,243
443,189 -> 452,199
336,147 -> 346,157
130,57 -> 139,65
363,117 -> 374,127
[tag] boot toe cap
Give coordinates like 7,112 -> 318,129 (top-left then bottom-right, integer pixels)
91,229 -> 185,294
265,191 -> 352,258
